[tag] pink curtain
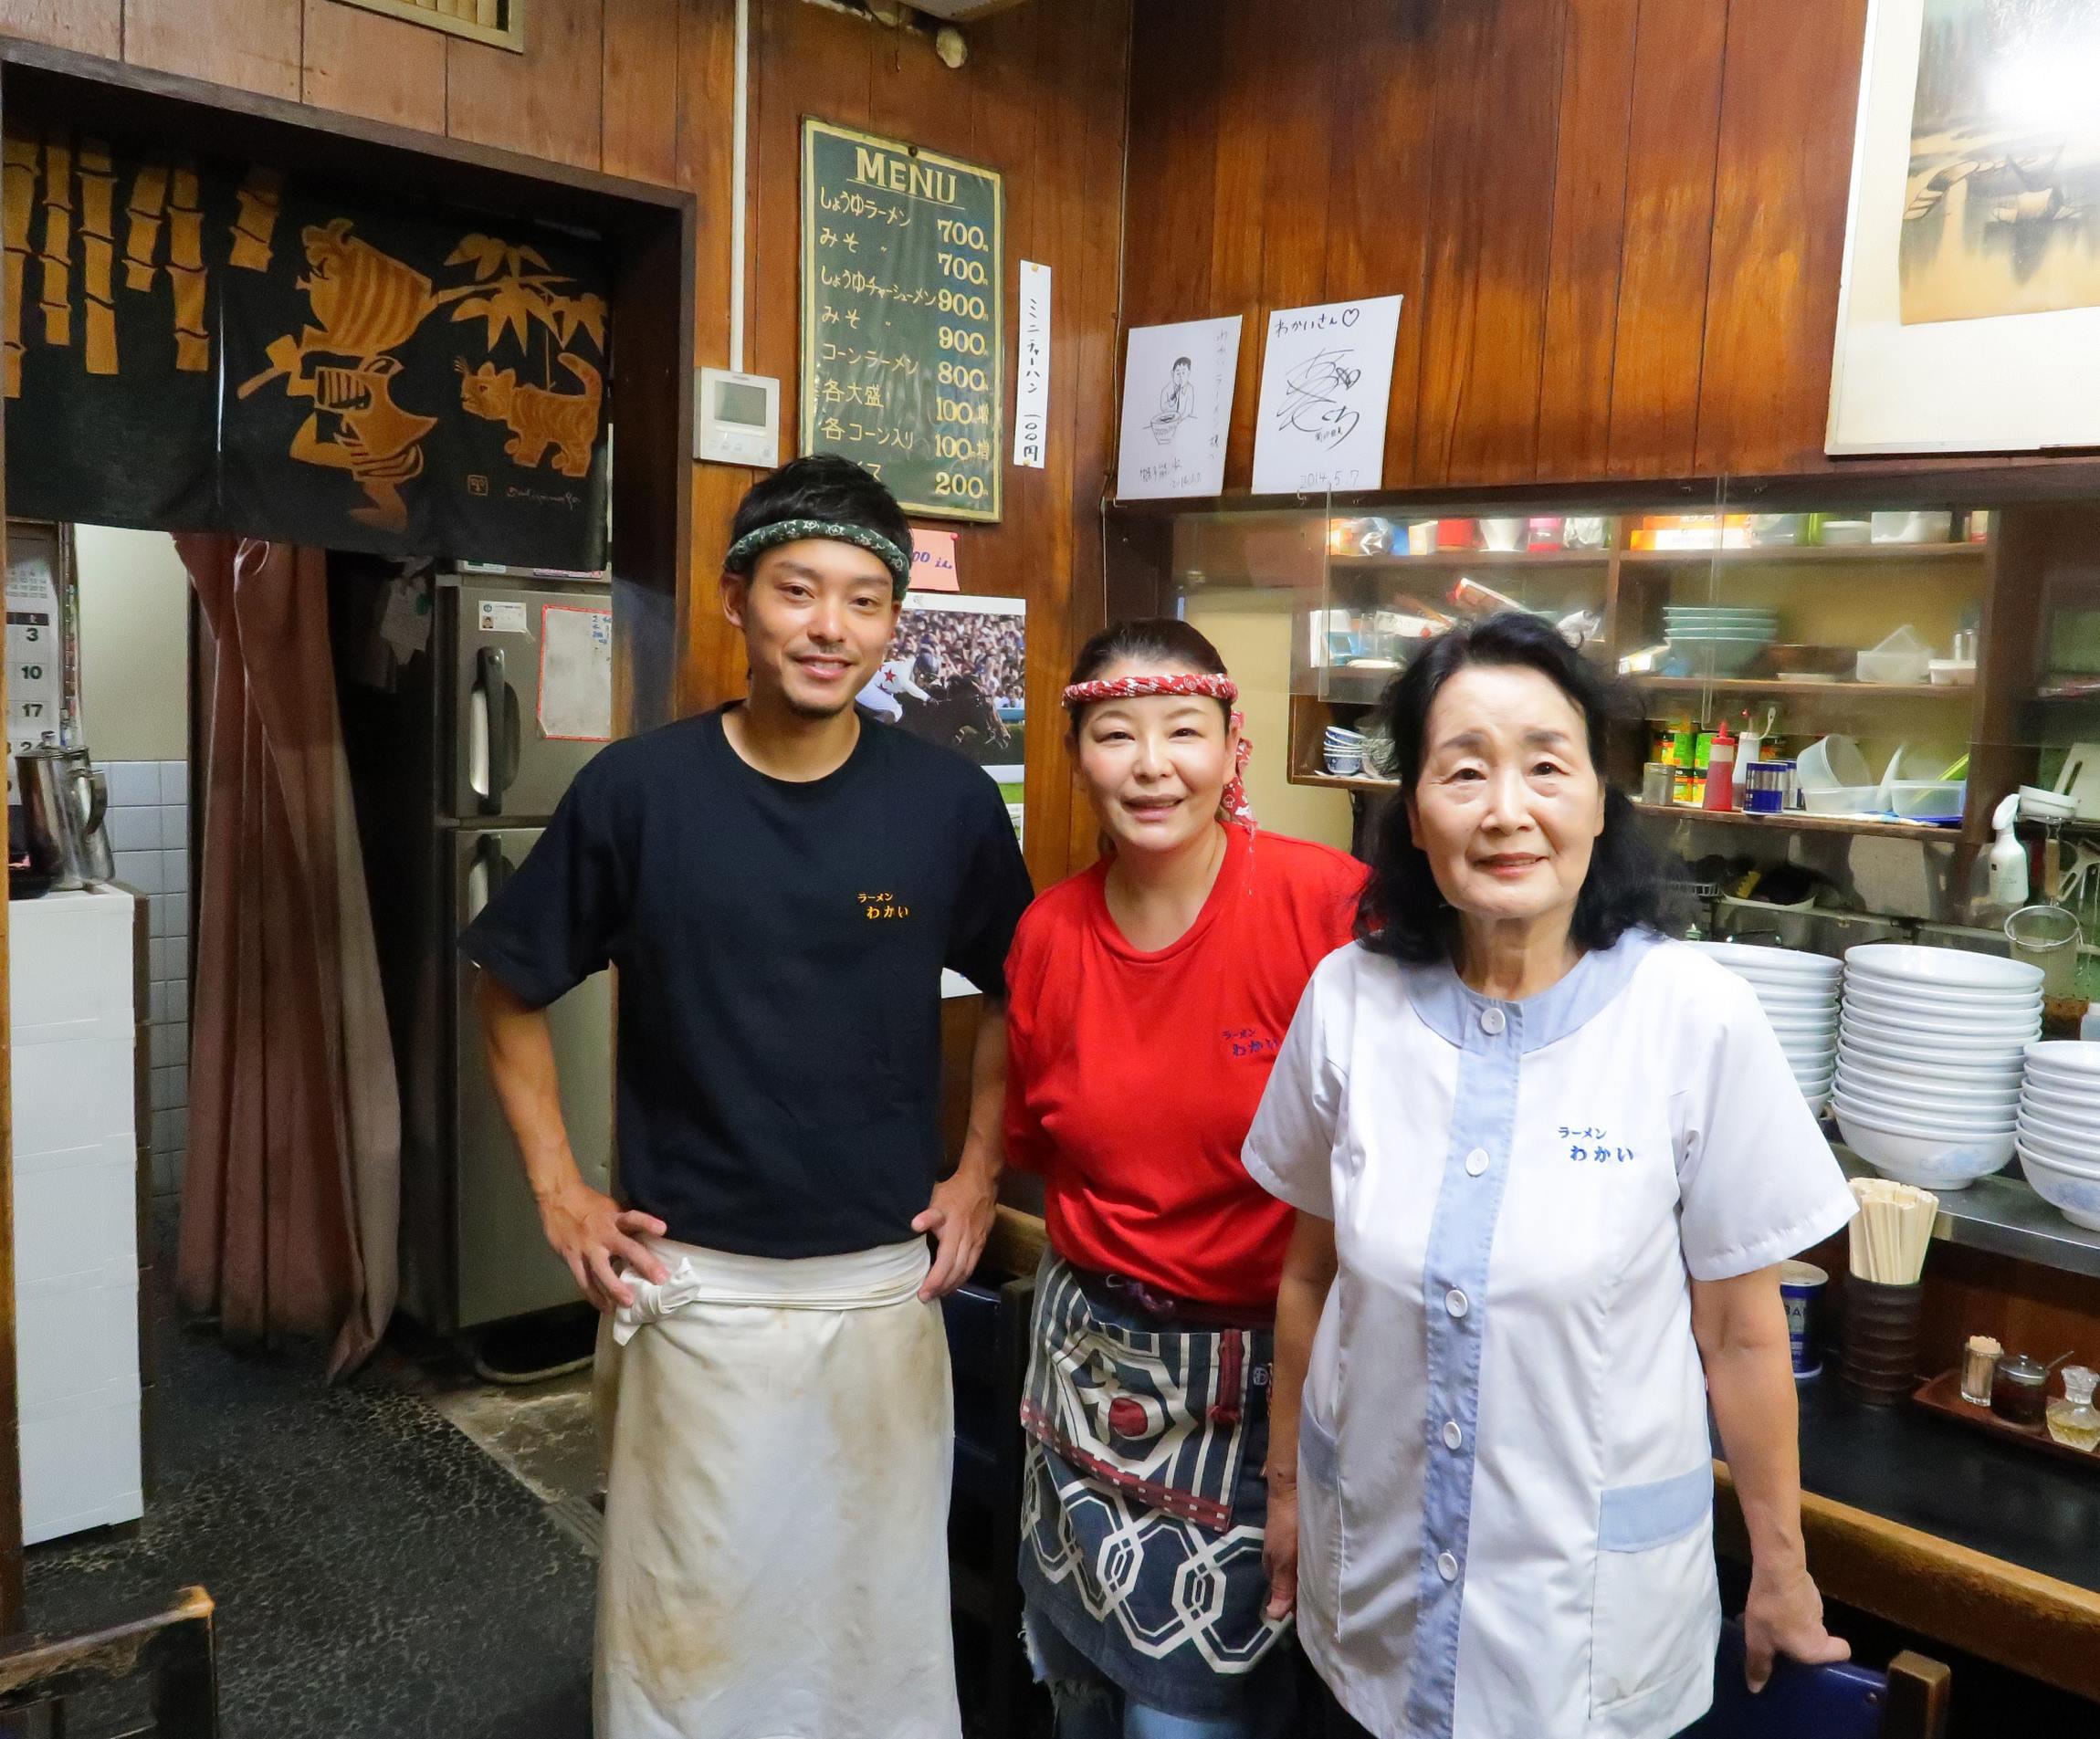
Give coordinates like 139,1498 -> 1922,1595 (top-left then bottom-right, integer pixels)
175,534 -> 399,1376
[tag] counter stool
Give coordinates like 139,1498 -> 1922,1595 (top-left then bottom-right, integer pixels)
1685,1618 -> 1949,1739
0,1586 -> 219,1735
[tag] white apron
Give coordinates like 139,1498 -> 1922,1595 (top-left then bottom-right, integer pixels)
593,1236 -> 960,1739
1244,936 -> 1855,1739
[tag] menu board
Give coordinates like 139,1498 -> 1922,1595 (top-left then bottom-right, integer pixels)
800,120 -> 1003,523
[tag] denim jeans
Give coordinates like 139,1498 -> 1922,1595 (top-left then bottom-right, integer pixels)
1024,1607 -> 1297,1739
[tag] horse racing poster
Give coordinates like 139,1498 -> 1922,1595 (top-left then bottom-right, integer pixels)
3,120 -> 609,571
860,589 -> 1024,818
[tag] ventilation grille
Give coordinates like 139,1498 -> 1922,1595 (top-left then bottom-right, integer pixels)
331,0 -> 523,52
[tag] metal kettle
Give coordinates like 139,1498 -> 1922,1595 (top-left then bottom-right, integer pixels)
15,748 -> 113,889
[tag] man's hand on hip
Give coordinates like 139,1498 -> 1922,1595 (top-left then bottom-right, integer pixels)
538,1179 -> 668,1313
912,1165 -> 995,1301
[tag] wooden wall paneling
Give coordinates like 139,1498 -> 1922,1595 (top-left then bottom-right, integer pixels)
1535,0 -> 1636,481
866,15 -> 958,158
609,195 -> 696,736
964,0 -> 1059,888
1412,0 -> 1569,487
1320,0 -> 1437,493
1203,8 -> 1273,492
601,0 -> 682,186
674,0 -> 745,715
1603,0 -> 1726,478
1917,1243 -> 2100,1382
1056,0 -> 1128,876
299,0 -> 446,134
748,0 -> 872,480
124,0 -> 302,101
1118,0 -> 1219,330
445,0 -> 604,172
1244,19 -> 1331,490
0,0 -> 122,58
1693,0 -> 1869,477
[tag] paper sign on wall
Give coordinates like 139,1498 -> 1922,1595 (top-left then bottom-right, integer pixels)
1115,316 -> 1242,499
909,528 -> 961,592
1252,295 -> 1403,495
537,604 -> 613,742
1015,261 -> 1052,469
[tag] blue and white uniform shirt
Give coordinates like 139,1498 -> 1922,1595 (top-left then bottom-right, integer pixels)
1244,933 -> 1856,1739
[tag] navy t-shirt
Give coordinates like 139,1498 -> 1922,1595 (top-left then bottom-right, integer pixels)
461,707 -> 1034,1258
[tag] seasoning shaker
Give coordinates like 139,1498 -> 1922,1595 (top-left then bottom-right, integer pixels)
1991,1352 -> 2052,1428
2047,1367 -> 2100,1453
1960,1334 -> 2002,1406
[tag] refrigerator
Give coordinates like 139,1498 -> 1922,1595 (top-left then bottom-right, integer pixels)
337,567 -> 614,1334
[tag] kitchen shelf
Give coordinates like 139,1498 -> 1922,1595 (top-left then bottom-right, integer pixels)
1630,801 -> 1964,843
1832,1148 -> 2100,1283
1308,667 -> 1409,706
1633,677 -> 1968,701
1328,550 -> 1612,571
1293,770 -> 1397,792
1621,543 -> 1988,566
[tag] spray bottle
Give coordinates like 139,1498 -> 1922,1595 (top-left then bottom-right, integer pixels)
1990,792 -> 2029,910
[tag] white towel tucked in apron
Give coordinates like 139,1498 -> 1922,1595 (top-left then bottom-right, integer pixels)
593,1235 -> 959,1739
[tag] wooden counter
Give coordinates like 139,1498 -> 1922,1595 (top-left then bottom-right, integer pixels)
984,1204 -> 2100,1701
1716,1378 -> 2100,1702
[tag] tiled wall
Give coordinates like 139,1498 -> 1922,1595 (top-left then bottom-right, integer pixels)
102,760 -> 189,1197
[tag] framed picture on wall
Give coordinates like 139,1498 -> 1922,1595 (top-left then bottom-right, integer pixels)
1829,0 -> 2100,453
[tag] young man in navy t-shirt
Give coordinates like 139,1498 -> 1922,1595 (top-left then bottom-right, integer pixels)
464,455 -> 1031,1737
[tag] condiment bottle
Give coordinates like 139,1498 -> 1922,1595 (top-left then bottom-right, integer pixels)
2047,1366 -> 2100,1453
1703,725 -> 1738,812
1960,1334 -> 2001,1406
1735,717 -> 1763,809
1991,1352 -> 2051,1428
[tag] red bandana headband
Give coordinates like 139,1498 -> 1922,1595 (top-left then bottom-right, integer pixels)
1061,673 -> 1257,830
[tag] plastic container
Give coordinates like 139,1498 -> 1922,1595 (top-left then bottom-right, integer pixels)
1856,625 -> 1934,686
1798,733 -> 1874,794
1871,510 -> 1953,544
1880,749 -> 1965,822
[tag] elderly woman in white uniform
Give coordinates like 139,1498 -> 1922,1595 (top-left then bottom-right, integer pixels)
1245,612 -> 1857,1739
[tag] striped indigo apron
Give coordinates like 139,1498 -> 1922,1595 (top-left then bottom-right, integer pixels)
1019,1253 -> 1292,1718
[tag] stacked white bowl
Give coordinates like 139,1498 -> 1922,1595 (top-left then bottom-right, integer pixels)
1691,941 -> 1840,1111
2016,1042 -> 2100,1230
1832,944 -> 2042,1190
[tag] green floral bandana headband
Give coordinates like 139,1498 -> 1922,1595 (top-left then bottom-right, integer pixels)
722,519 -> 912,596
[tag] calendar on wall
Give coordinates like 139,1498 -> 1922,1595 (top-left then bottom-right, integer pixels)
5,521 -> 78,768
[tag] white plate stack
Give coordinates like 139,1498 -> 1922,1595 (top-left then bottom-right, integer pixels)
2017,1042 -> 2100,1230
1691,941 -> 1840,1111
1832,944 -> 2042,1190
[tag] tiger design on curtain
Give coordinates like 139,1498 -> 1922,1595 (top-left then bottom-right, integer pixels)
457,351 -> 602,478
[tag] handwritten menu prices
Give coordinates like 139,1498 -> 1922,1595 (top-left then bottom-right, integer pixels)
800,120 -> 1004,522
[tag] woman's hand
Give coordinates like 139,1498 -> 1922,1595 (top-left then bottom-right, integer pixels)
1742,1556 -> 1849,1692
1263,1473 -> 1298,1620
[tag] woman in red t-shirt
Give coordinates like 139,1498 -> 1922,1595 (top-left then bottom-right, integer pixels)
1005,618 -> 1364,1738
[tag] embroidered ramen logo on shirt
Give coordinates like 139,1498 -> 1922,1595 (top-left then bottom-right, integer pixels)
858,891 -> 913,921
1559,1125 -> 1633,1165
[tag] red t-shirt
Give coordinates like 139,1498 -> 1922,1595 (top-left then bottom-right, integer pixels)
1003,825 -> 1366,1309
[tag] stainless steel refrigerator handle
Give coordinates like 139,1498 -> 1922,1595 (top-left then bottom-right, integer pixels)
476,645 -> 516,815
468,833 -> 510,920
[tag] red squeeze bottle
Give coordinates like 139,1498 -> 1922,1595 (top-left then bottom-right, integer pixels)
1703,724 -> 1737,812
